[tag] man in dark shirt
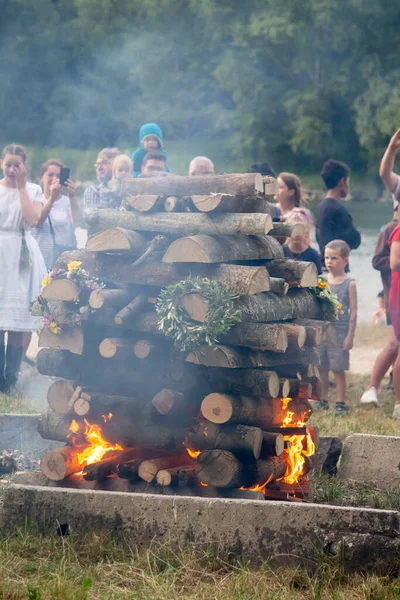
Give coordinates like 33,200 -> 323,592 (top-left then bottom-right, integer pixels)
315,159 -> 361,265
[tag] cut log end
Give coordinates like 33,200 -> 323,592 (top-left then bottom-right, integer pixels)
181,293 -> 209,322
200,393 -> 234,424
41,279 -> 80,302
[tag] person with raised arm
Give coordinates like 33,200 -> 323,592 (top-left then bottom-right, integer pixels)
0,144 -> 46,391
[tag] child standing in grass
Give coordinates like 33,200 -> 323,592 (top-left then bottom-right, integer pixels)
317,240 -> 358,415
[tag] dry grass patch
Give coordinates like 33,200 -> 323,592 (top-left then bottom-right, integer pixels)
0,530 -> 399,599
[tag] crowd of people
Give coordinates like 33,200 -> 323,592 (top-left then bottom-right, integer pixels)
1,122 -> 400,422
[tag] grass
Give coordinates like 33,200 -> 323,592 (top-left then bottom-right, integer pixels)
0,392 -> 36,414
313,473 -> 400,511
0,529 -> 399,599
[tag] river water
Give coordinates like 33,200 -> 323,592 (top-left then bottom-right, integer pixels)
76,201 -> 393,324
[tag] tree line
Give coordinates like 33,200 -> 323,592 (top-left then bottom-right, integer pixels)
1,0 -> 399,172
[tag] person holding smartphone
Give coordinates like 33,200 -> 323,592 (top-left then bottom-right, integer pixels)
34,159 -> 83,269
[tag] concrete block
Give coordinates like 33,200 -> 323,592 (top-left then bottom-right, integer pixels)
338,433 -> 400,489
2,476 -> 400,574
313,436 -> 343,476
0,414 -> 61,457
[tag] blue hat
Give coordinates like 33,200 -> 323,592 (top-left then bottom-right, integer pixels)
139,123 -> 163,148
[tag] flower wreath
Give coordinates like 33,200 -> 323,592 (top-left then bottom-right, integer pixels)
37,261 -> 105,335
156,277 -> 242,351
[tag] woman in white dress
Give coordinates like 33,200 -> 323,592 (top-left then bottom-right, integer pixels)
0,144 -> 46,392
33,158 -> 83,269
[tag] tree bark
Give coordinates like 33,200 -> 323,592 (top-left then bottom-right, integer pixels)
85,227 -> 147,254
256,454 -> 288,483
38,327 -> 84,356
123,194 -> 162,212
85,210 -> 273,237
54,250 -> 271,295
205,368 -> 290,398
186,344 -> 319,370
268,222 -> 306,238
283,324 -> 307,348
218,323 -> 289,352
89,289 -> 133,311
151,389 -> 186,415
121,173 -> 265,198
162,234 -> 284,263
292,318 -> 336,345
190,194 -> 270,213
114,294 -> 147,325
156,466 -> 197,487
235,289 -> 322,323
259,432 -> 285,458
41,279 -> 80,302
182,289 -> 321,324
269,277 -> 289,296
138,452 -> 196,483
187,420 -> 263,459
196,450 -> 256,488
267,259 -> 318,288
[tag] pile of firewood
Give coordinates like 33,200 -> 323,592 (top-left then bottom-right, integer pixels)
35,174 -> 332,501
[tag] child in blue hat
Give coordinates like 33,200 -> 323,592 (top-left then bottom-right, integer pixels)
132,123 -> 168,177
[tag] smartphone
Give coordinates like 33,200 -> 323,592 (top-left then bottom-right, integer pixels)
59,167 -> 70,186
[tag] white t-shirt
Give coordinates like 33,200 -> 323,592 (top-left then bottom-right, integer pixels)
392,175 -> 400,209
33,194 -> 76,269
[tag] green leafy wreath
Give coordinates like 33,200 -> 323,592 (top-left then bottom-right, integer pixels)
156,277 -> 242,351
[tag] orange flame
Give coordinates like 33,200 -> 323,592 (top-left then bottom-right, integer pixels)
186,447 -> 200,459
279,398 -> 316,485
281,397 -> 291,410
68,417 -> 123,474
282,410 -> 294,427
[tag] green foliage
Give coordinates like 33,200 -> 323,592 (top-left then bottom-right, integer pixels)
1,1 -> 400,170
156,278 -> 242,351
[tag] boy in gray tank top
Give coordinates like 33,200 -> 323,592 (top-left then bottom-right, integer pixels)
317,240 -> 358,415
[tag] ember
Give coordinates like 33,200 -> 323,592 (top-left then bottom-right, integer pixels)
36,173 -> 327,501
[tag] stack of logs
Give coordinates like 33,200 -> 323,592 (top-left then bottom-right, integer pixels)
36,174 -> 332,501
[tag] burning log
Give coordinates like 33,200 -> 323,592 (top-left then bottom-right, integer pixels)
196,450 -> 288,488
269,277 -> 289,296
156,466 -> 197,487
40,446 -> 85,481
114,294 -> 147,325
121,173 -> 265,198
85,211 -> 274,237
187,421 -> 263,459
38,327 -> 84,355
81,449 -> 147,481
200,394 -> 308,430
85,227 -> 147,253
162,234 -> 284,264
138,452 -> 196,483
268,222 -> 306,238
41,279 -> 80,302
287,379 -> 313,399
267,259 -> 317,288
89,289 -> 133,311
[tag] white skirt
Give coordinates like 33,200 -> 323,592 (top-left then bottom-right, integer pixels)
0,230 -> 46,332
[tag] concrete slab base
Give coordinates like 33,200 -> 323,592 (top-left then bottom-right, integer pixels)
338,433 -> 400,489
2,474 -> 400,574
